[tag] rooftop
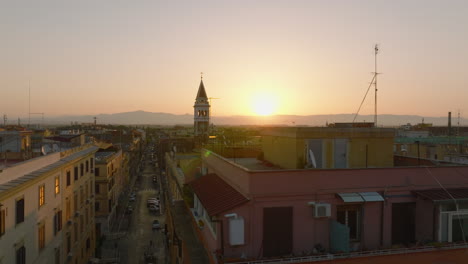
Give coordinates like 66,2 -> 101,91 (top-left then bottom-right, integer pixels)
227,158 -> 282,171
0,146 -> 98,196
95,151 -> 118,162
189,173 -> 249,217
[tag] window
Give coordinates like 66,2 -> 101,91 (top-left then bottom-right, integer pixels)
0,208 -> 5,236
55,248 -> 60,264
95,183 -> 100,194
16,198 -> 25,224
66,171 -> 71,186
85,161 -> 89,173
55,176 -> 60,195
90,158 -> 94,169
16,245 -> 26,264
66,199 -> 71,220
95,202 -> 100,212
80,215 -> 84,232
80,186 -> 84,207
54,210 -> 63,235
66,234 -> 71,253
39,184 -> 45,208
74,192 -> 78,212
74,167 -> 78,181
80,163 -> 84,177
74,223 -> 78,242
85,181 -> 89,199
38,224 -> 45,250
95,168 -> 100,177
86,237 -> 90,250
337,205 -> 361,240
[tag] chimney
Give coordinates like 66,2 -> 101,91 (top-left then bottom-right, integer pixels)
448,112 -> 452,136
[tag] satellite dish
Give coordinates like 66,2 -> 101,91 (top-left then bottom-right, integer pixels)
42,145 -> 52,155
309,149 -> 317,168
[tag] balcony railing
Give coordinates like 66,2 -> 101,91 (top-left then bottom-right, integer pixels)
228,243 -> 468,264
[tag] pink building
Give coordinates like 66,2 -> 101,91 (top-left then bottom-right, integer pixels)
189,149 -> 468,262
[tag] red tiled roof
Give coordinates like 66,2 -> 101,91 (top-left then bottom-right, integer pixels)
189,173 -> 249,216
414,188 -> 468,201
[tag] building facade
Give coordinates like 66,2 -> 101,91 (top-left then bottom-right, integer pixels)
94,148 -> 124,238
189,127 -> 468,262
0,144 -> 98,264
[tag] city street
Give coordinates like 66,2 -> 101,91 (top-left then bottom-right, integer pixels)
102,150 -> 166,264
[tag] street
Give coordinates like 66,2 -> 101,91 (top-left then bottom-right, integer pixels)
102,149 -> 166,264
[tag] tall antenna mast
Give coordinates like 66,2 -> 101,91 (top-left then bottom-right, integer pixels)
374,44 -> 379,126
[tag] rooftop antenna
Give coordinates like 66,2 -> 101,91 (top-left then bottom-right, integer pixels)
373,44 -> 380,126
94,117 -> 97,126
457,109 -> 460,136
352,45 -> 381,124
3,114 -> 6,126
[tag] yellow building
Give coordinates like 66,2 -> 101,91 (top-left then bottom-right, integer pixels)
94,148 -> 124,238
0,144 -> 98,264
261,127 -> 395,169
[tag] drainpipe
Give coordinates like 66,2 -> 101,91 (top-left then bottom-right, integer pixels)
381,188 -> 387,247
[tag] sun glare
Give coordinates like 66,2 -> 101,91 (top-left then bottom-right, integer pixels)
252,93 -> 277,116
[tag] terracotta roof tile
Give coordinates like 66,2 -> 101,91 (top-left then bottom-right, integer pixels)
190,173 -> 248,216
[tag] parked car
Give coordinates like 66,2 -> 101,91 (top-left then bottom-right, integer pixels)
125,206 -> 133,214
149,205 -> 159,212
152,219 -> 161,229
129,196 -> 136,202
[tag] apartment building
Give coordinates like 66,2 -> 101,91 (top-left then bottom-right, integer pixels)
0,144 -> 98,264
94,147 -> 124,238
189,127 -> 468,262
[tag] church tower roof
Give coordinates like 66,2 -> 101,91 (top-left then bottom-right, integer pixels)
196,78 -> 208,99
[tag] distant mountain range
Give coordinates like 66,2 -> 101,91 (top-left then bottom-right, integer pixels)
41,110 -> 466,127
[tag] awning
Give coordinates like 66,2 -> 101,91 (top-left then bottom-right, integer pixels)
338,192 -> 384,203
414,188 -> 468,202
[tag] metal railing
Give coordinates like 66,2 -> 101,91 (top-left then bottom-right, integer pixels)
228,243 -> 468,264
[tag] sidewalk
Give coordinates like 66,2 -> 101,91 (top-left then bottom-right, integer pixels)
172,200 -> 211,264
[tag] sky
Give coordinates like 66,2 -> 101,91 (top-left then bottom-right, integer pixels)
1,0 -> 468,120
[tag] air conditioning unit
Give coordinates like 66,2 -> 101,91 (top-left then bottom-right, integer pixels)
308,202 -> 331,218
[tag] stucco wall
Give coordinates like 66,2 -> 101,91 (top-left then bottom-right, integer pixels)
202,148 -> 468,258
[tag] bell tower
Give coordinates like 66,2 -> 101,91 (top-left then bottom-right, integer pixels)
194,73 -> 210,144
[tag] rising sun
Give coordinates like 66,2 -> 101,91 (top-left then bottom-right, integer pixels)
252,93 -> 277,116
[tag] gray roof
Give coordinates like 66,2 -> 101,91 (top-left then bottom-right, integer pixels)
95,151 -> 118,162
0,146 -> 98,196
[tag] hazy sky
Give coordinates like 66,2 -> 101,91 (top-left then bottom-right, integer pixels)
1,0 -> 468,120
